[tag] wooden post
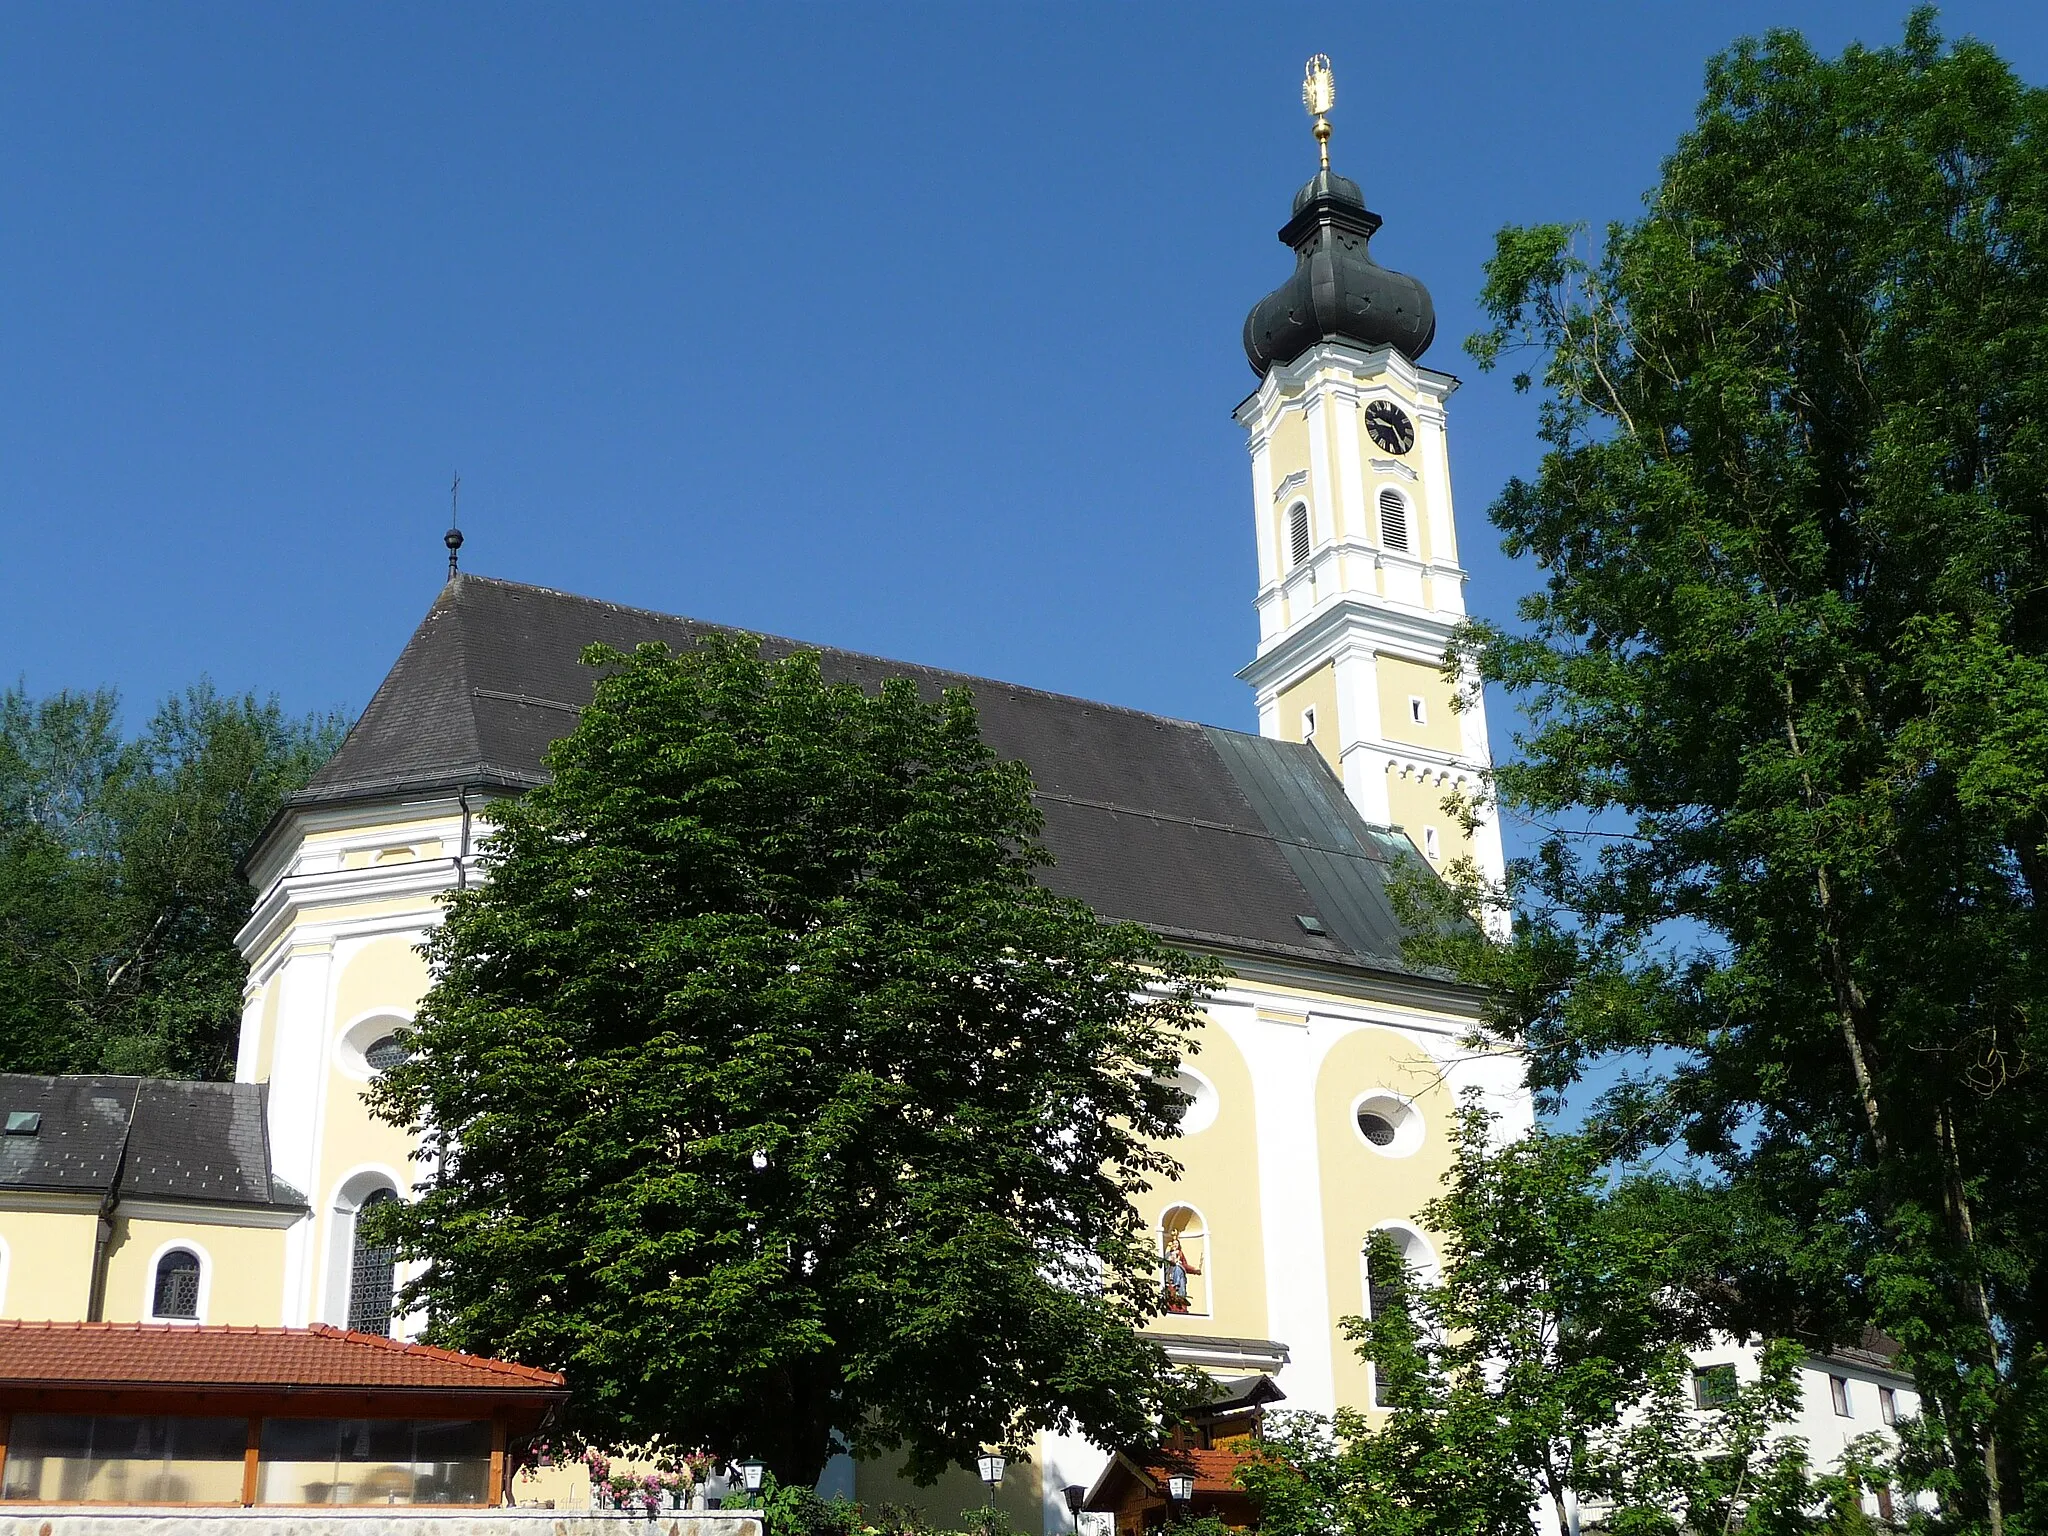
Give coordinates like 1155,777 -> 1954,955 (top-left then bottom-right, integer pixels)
489,1418 -> 507,1507
241,1416 -> 262,1506
0,1408 -> 12,1499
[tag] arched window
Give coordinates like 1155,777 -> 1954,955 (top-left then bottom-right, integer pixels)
348,1189 -> 399,1336
1160,1206 -> 1209,1317
1378,489 -> 1410,552
1287,503 -> 1312,566
1364,1228 -> 1432,1408
152,1249 -> 201,1320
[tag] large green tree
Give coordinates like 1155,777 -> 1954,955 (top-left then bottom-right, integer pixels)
0,682 -> 345,1077
1409,14 -> 2048,1530
369,636 -> 1220,1485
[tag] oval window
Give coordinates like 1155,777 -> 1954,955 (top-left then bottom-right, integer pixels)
1353,1093 -> 1422,1156
364,1036 -> 409,1071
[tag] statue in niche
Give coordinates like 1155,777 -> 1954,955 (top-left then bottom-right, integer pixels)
1161,1208 -> 1206,1314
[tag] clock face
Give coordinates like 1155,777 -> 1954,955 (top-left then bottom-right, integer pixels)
1365,400 -> 1415,455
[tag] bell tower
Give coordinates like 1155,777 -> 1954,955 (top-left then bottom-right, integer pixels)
1236,58 -> 1504,888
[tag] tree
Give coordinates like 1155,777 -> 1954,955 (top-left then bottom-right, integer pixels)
0,681 -> 345,1077
369,637 -> 1221,1485
1238,1109 -> 1894,1536
1242,1103 -> 1701,1536
1407,15 -> 2048,1529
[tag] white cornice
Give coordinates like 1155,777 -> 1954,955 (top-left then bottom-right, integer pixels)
1238,343 -> 1460,429
119,1197 -> 310,1231
240,860 -> 464,978
1240,601 -> 1465,695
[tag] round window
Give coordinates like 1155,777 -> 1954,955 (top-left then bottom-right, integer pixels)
1166,1069 -> 1219,1135
364,1035 -> 409,1071
1352,1093 -> 1421,1156
1357,1110 -> 1398,1146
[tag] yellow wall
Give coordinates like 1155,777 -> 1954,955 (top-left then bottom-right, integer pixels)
1374,654 -> 1461,756
1276,664 -> 1341,775
1384,771 -> 1474,870
1312,1028 -> 1458,1413
856,1454 -> 1042,1531
1269,412 -> 1312,572
0,1207 -> 97,1320
1141,1019 -> 1267,1343
100,1215 -> 287,1325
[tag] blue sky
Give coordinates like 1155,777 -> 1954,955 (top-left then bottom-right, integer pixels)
5,2 -> 2046,751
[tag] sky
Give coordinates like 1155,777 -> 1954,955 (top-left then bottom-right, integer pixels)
5,2 -> 2047,752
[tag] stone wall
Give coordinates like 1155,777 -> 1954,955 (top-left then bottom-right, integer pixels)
0,1510 -> 762,1536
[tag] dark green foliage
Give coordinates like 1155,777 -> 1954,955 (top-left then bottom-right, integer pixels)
0,682 -> 345,1077
1237,1111 -> 1900,1536
369,636 -> 1221,1485
1407,14 -> 2048,1530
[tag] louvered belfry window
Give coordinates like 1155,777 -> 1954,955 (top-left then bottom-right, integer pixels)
1379,489 -> 1410,552
1288,503 -> 1312,566
348,1189 -> 399,1336
152,1250 -> 201,1319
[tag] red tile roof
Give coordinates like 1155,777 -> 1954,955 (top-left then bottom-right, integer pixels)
0,1322 -> 564,1393
1139,1447 -> 1256,1496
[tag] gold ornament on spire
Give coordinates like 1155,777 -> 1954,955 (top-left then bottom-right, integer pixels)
1302,54 -> 1335,170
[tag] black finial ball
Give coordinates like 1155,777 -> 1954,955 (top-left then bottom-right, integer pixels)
445,527 -> 464,553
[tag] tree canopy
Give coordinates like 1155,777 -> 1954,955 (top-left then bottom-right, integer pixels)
1239,1109 -> 1892,1536
0,681 -> 345,1077
369,636 -> 1221,1485
1404,14 -> 2048,1530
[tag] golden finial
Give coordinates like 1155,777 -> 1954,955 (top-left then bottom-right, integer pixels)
1302,55 -> 1335,171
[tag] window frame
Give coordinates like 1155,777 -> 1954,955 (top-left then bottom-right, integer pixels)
1377,488 -> 1412,553
348,1188 -> 403,1337
1830,1374 -> 1852,1417
1692,1363 -> 1739,1409
1879,1385 -> 1898,1425
143,1240 -> 210,1325
1286,502 -> 1313,568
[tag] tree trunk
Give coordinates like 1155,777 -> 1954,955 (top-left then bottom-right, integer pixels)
1937,1102 -> 2005,1536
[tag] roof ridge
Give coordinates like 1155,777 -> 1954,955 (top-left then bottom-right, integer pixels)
453,573 -> 1251,738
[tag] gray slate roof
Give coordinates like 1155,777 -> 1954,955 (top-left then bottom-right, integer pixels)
294,575 -> 1444,977
0,1076 -> 304,1209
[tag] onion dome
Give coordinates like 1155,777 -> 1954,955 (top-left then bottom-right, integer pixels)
1242,169 -> 1436,374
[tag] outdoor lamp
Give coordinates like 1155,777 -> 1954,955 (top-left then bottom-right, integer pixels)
1166,1474 -> 1195,1505
1062,1484 -> 1088,1533
738,1458 -> 767,1500
978,1454 -> 1006,1493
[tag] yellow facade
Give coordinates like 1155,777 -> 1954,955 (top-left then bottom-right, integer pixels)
0,1206 -> 97,1321
1276,663 -> 1342,774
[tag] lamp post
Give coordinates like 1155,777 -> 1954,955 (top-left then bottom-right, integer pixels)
736,1458 -> 766,1509
977,1454 -> 1006,1509
1166,1473 -> 1194,1511
1062,1484 -> 1087,1534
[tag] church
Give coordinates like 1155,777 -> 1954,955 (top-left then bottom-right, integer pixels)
0,74 -> 1530,1526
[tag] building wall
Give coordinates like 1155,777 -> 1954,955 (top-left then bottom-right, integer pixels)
0,1207 -> 96,1321
100,1215 -> 287,1325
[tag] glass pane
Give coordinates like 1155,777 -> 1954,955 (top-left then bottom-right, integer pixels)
2,1414 -> 93,1501
348,1193 -> 399,1336
2,1414 -> 244,1504
413,1421 -> 492,1505
153,1254 -> 201,1319
253,1418 -> 493,1507
259,1418 -> 339,1505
